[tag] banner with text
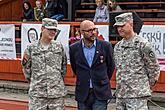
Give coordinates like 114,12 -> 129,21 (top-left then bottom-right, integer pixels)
0,24 -> 16,59
21,23 -> 70,60
139,25 -> 165,70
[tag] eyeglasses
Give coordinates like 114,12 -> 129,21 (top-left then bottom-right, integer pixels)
82,28 -> 98,33
47,28 -> 58,32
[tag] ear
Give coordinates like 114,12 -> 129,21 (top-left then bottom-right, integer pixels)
81,31 -> 85,36
129,21 -> 133,27
80,30 -> 84,35
131,22 -> 134,27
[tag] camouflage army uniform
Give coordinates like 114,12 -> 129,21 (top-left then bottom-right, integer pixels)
22,40 -> 67,110
114,35 -> 160,110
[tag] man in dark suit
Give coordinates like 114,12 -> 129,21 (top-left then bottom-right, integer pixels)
69,20 -> 115,110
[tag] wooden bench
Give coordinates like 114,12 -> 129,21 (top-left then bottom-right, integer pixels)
76,9 -> 165,14
116,1 -> 165,5
77,1 -> 165,21
123,9 -> 165,13
142,18 -> 165,22
76,10 -> 95,14
81,2 -> 165,6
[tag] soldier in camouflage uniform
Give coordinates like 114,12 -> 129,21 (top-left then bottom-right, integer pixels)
22,18 -> 67,110
113,13 -> 160,110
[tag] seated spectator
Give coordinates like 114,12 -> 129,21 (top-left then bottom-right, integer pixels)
72,0 -> 81,21
59,0 -> 68,18
34,0 -> 45,21
22,0 -> 34,22
44,0 -> 65,21
107,0 -> 122,12
93,0 -> 109,22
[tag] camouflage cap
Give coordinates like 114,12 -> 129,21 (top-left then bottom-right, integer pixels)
42,18 -> 59,30
113,12 -> 133,27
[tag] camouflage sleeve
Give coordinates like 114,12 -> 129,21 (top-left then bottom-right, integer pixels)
21,46 -> 32,83
61,45 -> 67,78
142,42 -> 160,86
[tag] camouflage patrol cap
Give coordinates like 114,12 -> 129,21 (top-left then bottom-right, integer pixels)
113,12 -> 133,27
42,18 -> 59,30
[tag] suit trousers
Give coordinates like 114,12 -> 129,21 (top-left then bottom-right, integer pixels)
78,89 -> 108,110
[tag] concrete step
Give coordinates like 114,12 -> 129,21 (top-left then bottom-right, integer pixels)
0,80 -> 75,96
0,91 -> 163,110
0,80 -> 165,110
0,98 -> 76,110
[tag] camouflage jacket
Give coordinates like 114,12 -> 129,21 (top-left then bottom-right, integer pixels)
114,35 -> 160,98
22,40 -> 67,98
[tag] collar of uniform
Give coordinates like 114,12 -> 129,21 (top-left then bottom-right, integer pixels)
38,40 -> 54,50
121,34 -> 138,48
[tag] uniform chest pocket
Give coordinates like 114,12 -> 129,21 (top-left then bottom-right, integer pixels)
31,52 -> 43,71
48,50 -> 63,68
130,48 -> 141,59
129,48 -> 142,64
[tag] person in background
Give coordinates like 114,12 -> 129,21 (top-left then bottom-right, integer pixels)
69,20 -> 115,110
58,0 -> 68,19
113,12 -> 160,110
44,0 -> 66,21
34,0 -> 45,21
72,0 -> 81,21
107,0 -> 122,12
22,0 -> 34,22
22,18 -> 67,110
93,0 -> 109,22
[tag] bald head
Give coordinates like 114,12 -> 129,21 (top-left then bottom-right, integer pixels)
80,20 -> 96,32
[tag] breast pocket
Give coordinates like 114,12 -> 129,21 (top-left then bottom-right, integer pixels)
31,52 -> 43,72
50,50 -> 63,69
130,48 -> 142,66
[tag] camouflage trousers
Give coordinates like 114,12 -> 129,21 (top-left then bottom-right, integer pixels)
116,97 -> 148,110
28,96 -> 65,110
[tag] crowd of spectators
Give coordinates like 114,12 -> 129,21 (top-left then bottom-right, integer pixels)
22,0 -> 68,22
22,0 -> 165,22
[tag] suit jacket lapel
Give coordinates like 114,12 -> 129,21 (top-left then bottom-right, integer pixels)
92,39 -> 101,66
78,40 -> 90,67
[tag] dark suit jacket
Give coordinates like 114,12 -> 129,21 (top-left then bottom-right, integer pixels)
69,39 -> 115,102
